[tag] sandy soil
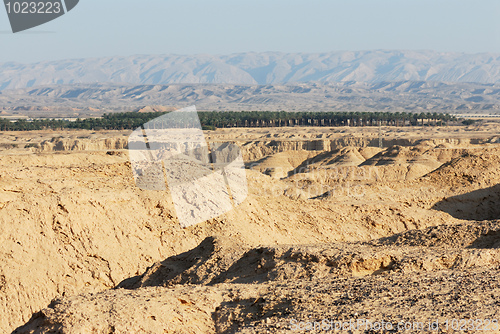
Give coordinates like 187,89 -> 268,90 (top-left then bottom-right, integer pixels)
1,123 -> 500,333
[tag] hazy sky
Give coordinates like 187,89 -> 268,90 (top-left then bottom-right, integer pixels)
1,0 -> 499,63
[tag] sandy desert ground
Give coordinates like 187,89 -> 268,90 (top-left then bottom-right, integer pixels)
0,122 -> 500,333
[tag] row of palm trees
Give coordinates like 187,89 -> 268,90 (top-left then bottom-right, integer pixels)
0,111 -> 456,131
197,111 -> 456,128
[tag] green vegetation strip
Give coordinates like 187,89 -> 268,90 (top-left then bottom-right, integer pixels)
0,111 -> 456,131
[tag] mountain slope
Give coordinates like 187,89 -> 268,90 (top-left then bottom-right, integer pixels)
3,51 -> 500,90
2,81 -> 500,114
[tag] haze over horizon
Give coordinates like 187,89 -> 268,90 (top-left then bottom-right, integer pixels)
3,50 -> 500,115
3,50 -> 500,91
0,0 -> 499,63
2,49 -> 500,66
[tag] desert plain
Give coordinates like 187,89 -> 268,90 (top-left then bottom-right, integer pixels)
1,122 -> 500,333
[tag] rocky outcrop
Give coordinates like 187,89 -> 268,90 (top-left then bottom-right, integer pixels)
37,137 -> 129,152
13,221 -> 500,333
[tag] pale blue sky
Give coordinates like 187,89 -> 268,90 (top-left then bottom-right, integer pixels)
1,0 -> 499,63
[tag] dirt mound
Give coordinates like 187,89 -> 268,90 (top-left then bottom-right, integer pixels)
430,184 -> 500,221
304,148 -> 367,168
360,145 -> 443,181
117,236 -> 247,289
14,269 -> 500,334
15,269 -> 500,334
424,149 -> 500,189
13,286 -> 223,334
15,222 -> 500,333
362,145 -> 434,166
250,151 -> 315,178
358,146 -> 384,159
282,144 -> 455,184
372,220 -> 500,248
119,221 -> 500,289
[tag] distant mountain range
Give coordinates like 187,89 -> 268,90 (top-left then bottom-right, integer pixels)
2,50 -> 500,91
1,81 -> 500,115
